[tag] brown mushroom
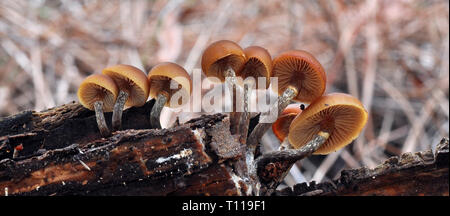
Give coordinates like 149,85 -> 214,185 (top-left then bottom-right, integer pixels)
148,62 -> 192,129
254,93 -> 367,194
238,46 -> 272,89
288,93 -> 368,155
201,40 -> 246,83
272,104 -> 303,149
201,40 -> 246,132
247,50 -> 326,158
77,74 -> 119,136
272,50 -> 326,104
102,64 -> 150,131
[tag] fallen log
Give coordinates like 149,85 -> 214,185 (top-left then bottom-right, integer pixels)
0,108 -> 248,196
0,101 -> 448,196
276,137 -> 449,196
0,100 -> 155,159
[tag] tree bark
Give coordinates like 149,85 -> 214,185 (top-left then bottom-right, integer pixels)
0,101 -> 248,196
0,100 -> 156,159
0,101 -> 448,196
276,137 -> 449,196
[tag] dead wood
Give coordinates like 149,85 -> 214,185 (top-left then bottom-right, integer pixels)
276,137 -> 449,196
0,101 -> 248,196
0,101 -> 448,196
0,100 -> 155,160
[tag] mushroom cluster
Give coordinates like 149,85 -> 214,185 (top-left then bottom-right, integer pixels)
77,62 -> 192,136
201,41 -> 273,136
77,39 -> 368,195
200,40 -> 368,195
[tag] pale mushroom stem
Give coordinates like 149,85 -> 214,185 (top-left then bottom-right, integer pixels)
224,66 -> 238,89
253,131 -> 330,195
150,93 -> 168,129
232,83 -> 251,181
247,85 -> 298,158
112,90 -> 129,131
224,66 -> 242,134
260,131 -> 329,164
245,85 -> 298,195
238,83 -> 251,144
230,83 -> 254,190
94,101 -> 111,137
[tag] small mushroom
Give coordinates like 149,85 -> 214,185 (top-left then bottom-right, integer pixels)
148,62 -> 192,129
201,40 -> 246,83
201,40 -> 246,131
272,104 -> 303,149
248,50 -> 326,157
77,74 -> 119,137
254,93 -> 367,195
272,50 -> 326,105
237,46 -> 272,138
288,93 -> 368,155
238,46 -> 272,89
102,64 -> 150,131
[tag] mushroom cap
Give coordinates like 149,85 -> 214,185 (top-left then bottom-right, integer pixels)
236,46 -> 272,89
271,50 -> 326,103
148,62 -> 192,108
201,40 -> 246,82
288,93 -> 368,155
272,104 -> 303,142
102,64 -> 150,107
77,74 -> 119,112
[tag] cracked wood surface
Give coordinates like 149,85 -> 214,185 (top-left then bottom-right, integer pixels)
0,100 -> 155,159
276,137 -> 449,196
0,126 -> 214,195
0,101 -> 246,196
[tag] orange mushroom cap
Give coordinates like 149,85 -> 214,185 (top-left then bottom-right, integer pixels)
148,62 -> 192,108
236,46 -> 272,89
201,40 -> 246,82
102,64 -> 150,107
288,93 -> 368,155
272,104 -> 303,142
77,74 -> 119,112
271,50 -> 326,103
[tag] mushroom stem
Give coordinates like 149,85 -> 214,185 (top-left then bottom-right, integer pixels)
112,90 -> 129,131
224,66 -> 237,86
257,131 -> 329,164
224,66 -> 238,99
94,101 -> 111,137
238,83 -> 251,143
276,85 -> 299,118
254,131 -> 330,195
232,83 -> 252,181
150,93 -> 168,129
224,66 -> 242,134
245,85 -> 299,194
247,85 -> 298,158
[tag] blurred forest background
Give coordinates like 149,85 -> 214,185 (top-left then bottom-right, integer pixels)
0,0 -> 448,189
